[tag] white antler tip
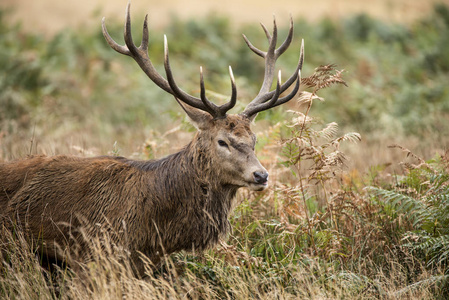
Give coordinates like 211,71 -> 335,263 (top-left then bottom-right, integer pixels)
163,35 -> 169,58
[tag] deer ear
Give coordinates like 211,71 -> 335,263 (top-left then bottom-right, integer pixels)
175,98 -> 213,130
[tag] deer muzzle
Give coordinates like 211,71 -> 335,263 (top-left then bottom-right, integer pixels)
253,171 -> 269,185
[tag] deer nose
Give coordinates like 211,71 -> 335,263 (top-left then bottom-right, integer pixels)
253,171 -> 269,185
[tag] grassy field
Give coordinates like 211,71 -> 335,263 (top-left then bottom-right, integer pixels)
1,2 -> 449,299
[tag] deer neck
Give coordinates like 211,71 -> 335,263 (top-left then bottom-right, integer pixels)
148,141 -> 238,249
183,138 -> 238,194
134,139 -> 239,202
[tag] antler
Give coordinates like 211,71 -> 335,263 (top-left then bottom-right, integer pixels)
241,17 -> 304,120
101,1 -> 236,119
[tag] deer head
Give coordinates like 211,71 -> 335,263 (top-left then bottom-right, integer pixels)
102,2 -> 304,191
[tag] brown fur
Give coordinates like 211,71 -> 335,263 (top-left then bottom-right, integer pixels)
0,114 -> 267,276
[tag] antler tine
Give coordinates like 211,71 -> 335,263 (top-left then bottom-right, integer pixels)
199,66 -> 220,115
270,69 -> 301,108
242,34 -> 265,58
163,35 -> 212,111
258,17 -> 278,97
102,1 -> 173,94
123,2 -> 137,55
256,20 -> 299,106
260,22 -> 272,43
164,36 -> 236,118
242,17 -> 278,59
140,14 -> 149,52
243,16 -> 293,107
103,1 -> 238,119
242,70 -> 301,118
241,23 -> 304,120
101,18 -> 130,56
199,66 -> 237,117
256,38 -> 304,104
218,66 -> 237,113
276,16 -> 294,57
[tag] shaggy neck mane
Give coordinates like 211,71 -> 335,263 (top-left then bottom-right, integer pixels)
122,136 -> 238,252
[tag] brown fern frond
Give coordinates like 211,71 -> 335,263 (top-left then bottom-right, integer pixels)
389,144 -> 436,173
285,110 -> 314,127
388,144 -> 425,163
301,64 -> 348,92
324,151 -> 347,167
315,122 -> 339,141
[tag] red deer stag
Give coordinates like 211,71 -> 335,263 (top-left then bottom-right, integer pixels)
0,2 -> 304,277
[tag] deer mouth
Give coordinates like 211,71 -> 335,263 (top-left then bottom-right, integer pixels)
248,171 -> 269,191
248,181 -> 268,191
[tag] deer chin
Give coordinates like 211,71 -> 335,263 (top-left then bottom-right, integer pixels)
248,182 -> 268,191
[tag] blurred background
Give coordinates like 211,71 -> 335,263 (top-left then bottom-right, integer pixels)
1,0 -> 449,172
1,0 -> 444,35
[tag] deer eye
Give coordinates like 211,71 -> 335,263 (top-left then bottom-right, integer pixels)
218,140 -> 229,148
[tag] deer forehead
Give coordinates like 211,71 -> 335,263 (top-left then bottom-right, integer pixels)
213,115 -> 254,139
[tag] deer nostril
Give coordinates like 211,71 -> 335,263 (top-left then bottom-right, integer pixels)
253,171 -> 269,184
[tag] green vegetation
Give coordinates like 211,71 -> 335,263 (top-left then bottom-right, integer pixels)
1,3 -> 449,299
